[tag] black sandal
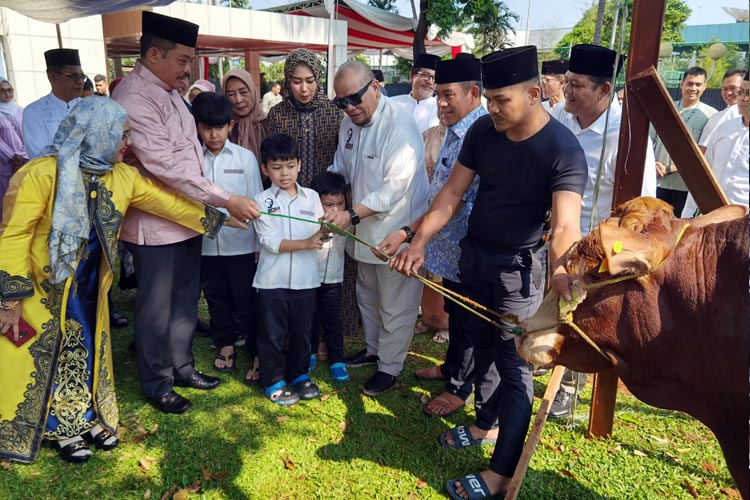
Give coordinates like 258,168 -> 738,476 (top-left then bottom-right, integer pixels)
55,439 -> 92,463
214,351 -> 237,373
85,428 -> 119,451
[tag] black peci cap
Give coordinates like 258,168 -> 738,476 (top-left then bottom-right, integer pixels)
142,11 -> 199,48
568,44 -> 624,78
44,48 -> 80,68
373,69 -> 385,82
541,59 -> 568,75
413,53 -> 441,71
481,46 -> 539,90
435,57 -> 482,84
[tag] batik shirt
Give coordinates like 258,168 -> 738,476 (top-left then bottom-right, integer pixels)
423,105 -> 487,282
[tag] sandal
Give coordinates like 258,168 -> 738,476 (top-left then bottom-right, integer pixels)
85,427 -> 119,451
446,473 -> 506,500
214,349 -> 236,373
439,425 -> 497,449
413,321 -> 431,334
424,392 -> 467,417
431,329 -> 449,343
414,365 -> 444,381
54,437 -> 92,463
244,358 -> 260,386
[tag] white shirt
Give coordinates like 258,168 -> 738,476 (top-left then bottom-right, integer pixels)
699,104 -> 740,147
683,117 -> 749,217
317,231 -> 346,284
329,95 -> 429,264
389,93 -> 439,133
22,93 -> 81,159
253,184 -> 323,290
201,140 -> 264,256
555,101 -> 657,235
542,98 -> 566,115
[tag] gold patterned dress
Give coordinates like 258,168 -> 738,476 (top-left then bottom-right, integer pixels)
0,157 -> 225,462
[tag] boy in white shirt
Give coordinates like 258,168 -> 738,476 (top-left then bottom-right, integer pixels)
253,134 -> 325,406
309,172 -> 349,383
193,92 -> 264,377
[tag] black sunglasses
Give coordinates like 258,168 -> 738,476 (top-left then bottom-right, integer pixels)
333,79 -> 374,109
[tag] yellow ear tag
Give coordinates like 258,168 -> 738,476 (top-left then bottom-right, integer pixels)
612,240 -> 623,254
598,259 -> 609,273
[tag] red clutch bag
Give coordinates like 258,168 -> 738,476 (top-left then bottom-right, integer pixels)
3,317 -> 36,347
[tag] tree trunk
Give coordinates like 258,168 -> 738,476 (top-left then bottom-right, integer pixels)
412,0 -> 429,60
593,0 -> 607,45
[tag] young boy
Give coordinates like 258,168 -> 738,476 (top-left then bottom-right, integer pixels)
192,92 -> 264,377
310,172 -> 349,383
254,134 -> 325,406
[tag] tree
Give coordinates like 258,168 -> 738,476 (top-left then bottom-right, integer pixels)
555,0 -> 690,57
593,0 -> 606,45
222,0 -> 249,7
368,0 -> 398,14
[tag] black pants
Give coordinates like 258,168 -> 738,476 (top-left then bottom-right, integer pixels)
440,279 -> 474,400
127,236 -> 202,398
257,288 -> 316,389
311,283 -> 344,364
458,237 -> 545,478
200,253 -> 258,357
656,187 -> 688,217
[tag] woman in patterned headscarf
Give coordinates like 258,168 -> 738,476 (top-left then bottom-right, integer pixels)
0,78 -> 26,211
222,69 -> 267,159
0,97 -> 227,464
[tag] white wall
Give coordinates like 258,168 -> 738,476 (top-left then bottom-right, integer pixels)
0,8 -> 107,107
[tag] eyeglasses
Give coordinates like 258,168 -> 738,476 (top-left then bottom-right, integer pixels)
0,88 -> 13,94
54,71 -> 87,82
121,130 -> 131,141
415,71 -> 435,82
734,88 -> 750,99
332,80 -> 373,109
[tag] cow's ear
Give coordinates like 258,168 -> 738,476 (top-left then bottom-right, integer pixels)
599,223 -> 671,276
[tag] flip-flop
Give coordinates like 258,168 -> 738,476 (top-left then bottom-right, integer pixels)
244,366 -> 260,386
439,425 -> 497,449
414,365 -> 444,381
445,473 -> 506,500
431,329 -> 449,344
424,392 -> 466,417
213,352 -> 236,373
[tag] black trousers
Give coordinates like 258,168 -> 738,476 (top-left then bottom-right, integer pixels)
257,288 -> 316,389
440,278 -> 475,400
311,283 -> 345,364
200,253 -> 257,356
127,236 -> 202,398
656,186 -> 688,217
458,237 -> 545,478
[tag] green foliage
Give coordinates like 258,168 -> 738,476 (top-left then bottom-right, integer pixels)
394,56 -> 414,81
368,0 -> 398,14
208,58 -> 237,83
261,60 -> 285,87
555,0 -> 690,57
222,0 -> 249,7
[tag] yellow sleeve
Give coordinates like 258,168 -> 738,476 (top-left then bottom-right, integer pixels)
0,162 -> 54,300
125,164 -> 226,238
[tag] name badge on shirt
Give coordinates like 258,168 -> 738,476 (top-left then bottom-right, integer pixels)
223,169 -> 243,174
264,198 -> 280,213
299,210 -> 315,217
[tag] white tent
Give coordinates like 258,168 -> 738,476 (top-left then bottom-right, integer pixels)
0,0 -> 173,24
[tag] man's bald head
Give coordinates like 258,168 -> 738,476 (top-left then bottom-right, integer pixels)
335,60 -> 374,88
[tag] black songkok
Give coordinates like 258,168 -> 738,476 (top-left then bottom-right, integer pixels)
44,49 -> 80,68
413,53 -> 441,71
142,11 -> 199,48
435,57 -> 481,84
541,59 -> 568,75
481,46 -> 538,90
568,44 -> 624,77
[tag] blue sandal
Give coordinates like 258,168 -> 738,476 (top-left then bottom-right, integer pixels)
439,425 -> 497,449
446,473 -> 506,500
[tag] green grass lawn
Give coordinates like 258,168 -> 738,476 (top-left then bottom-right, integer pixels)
0,287 -> 739,500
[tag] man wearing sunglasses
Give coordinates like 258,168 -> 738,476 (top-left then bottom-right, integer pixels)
325,61 -> 429,396
390,53 -> 441,133
22,49 -> 84,159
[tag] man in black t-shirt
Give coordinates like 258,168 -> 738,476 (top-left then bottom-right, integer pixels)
392,46 -> 587,499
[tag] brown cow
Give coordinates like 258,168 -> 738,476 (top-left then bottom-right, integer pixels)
516,197 -> 749,498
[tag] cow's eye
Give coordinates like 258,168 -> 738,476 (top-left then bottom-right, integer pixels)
588,273 -> 602,283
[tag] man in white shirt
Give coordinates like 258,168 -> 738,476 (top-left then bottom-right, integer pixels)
325,61 -> 429,396
22,49 -> 83,159
389,53 -> 441,133
549,44 -> 658,418
540,59 -> 567,114
698,69 -> 746,153
683,71 -> 749,217
260,82 -> 282,113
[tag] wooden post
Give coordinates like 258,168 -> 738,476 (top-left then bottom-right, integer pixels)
506,365 -> 566,500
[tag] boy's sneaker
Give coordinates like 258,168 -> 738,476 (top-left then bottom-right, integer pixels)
343,348 -> 379,367
291,375 -> 320,400
264,381 -> 300,406
362,371 -> 396,396
329,363 -> 349,383
308,354 -> 317,373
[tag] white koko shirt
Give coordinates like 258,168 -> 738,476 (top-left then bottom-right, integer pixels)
389,93 -> 439,133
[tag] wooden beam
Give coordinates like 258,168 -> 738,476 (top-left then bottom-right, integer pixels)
587,370 -> 619,438
627,66 -> 729,211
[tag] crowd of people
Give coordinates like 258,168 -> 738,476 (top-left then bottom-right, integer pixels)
0,8 -> 747,500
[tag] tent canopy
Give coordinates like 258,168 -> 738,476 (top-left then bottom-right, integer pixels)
0,0 -> 173,24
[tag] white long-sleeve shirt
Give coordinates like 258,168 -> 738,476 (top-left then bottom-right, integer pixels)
329,95 -> 429,264
201,140 -> 263,256
389,93 -> 439,133
554,101 -> 657,235
253,184 -> 323,290
22,93 -> 80,159
699,104 -> 740,148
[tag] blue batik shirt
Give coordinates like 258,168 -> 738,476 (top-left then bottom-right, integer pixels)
423,105 -> 487,282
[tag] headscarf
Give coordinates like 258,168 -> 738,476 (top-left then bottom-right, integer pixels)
188,79 -> 216,94
221,69 -> 266,155
41,96 -> 127,284
0,78 -> 22,117
283,49 -> 326,111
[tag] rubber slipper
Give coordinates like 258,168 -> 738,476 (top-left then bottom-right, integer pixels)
439,425 -> 497,449
213,351 -> 236,373
414,365 -> 444,381
431,329 -> 449,344
424,392 -> 466,417
446,473 -> 506,500
244,367 -> 260,386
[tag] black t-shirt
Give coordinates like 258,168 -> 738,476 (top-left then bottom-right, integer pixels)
458,114 -> 587,252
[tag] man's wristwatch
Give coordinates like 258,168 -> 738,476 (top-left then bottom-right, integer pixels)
348,208 -> 360,226
401,225 -> 416,244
